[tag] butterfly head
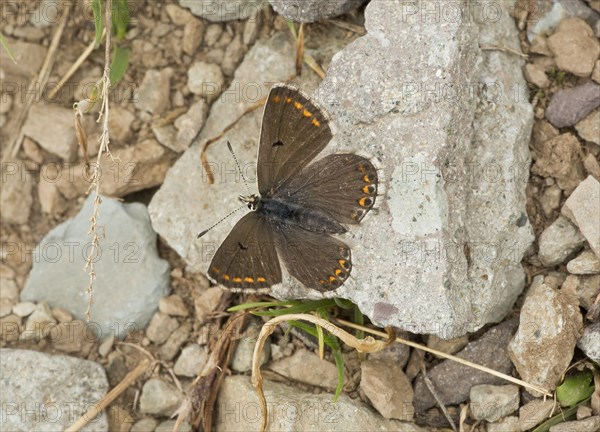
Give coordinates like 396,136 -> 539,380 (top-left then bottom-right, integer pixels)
239,194 -> 260,211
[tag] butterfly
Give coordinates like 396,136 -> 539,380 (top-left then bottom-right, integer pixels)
205,84 -> 378,291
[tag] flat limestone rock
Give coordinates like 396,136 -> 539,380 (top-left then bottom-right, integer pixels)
1,348 -> 109,431
150,1 -> 533,337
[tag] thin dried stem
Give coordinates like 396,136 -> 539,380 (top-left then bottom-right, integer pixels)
48,28 -> 107,100
480,44 -> 528,58
84,0 -> 113,321
336,318 -> 553,397
65,359 -> 151,432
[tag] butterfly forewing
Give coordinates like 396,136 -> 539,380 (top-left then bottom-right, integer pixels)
274,154 -> 378,225
257,85 -> 333,197
207,213 -> 282,289
273,224 -> 352,291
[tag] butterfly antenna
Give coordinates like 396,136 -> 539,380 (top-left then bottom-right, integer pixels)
227,141 -> 251,196
197,205 -> 245,239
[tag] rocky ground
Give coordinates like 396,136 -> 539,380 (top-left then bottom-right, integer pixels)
1,1 -> 599,432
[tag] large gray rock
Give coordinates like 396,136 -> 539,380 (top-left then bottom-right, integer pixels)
307,0 -> 534,337
214,375 -> 426,431
150,0 -> 533,338
21,194 -> 170,339
0,349 -> 109,431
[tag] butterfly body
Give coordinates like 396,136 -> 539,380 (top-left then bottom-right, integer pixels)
205,84 -> 378,292
256,196 -> 348,235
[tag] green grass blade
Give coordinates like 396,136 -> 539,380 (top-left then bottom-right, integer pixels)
112,0 -> 130,41
0,33 -> 17,64
331,349 -> 345,402
556,371 -> 595,407
109,46 -> 130,86
532,398 -> 590,432
252,299 -> 340,316
92,0 -> 103,48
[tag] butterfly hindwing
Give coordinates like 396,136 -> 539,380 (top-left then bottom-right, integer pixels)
274,154 -> 378,225
208,212 -> 282,289
257,84 -> 333,197
273,223 -> 352,291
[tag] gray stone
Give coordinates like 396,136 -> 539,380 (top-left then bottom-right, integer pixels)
546,82 -> 600,128
21,194 -> 170,339
0,163 -> 33,224
174,344 -> 207,377
413,319 -> 518,411
243,10 -> 261,45
519,399 -> 558,431
0,348 -> 109,431
158,322 -> 191,361
107,107 -> 135,144
567,250 -> 600,274
427,334 -> 469,357
541,184 -> 562,216
150,0 -> 534,338
194,287 -> 226,324
269,349 -> 338,390
21,302 -> 55,340
549,416 -> 600,432
0,277 -> 19,302
23,103 -> 78,161
174,99 -> 208,150
367,341 -> 411,368
538,216 -> 586,266
139,378 -> 183,416
11,302 -> 36,317
269,0 -> 366,22
577,321 -> 600,363
577,405 -> 593,420
221,34 -> 246,76
214,375 -> 426,431
562,176 -> 600,258
508,277 -> 583,395
576,109 -> 600,145
469,384 -> 519,422
159,294 -> 189,317
136,69 -> 172,115
99,138 -> 174,197
130,417 -> 159,432
38,178 -> 65,214
360,359 -> 414,420
525,63 -> 551,88
0,37 -> 46,81
204,24 -> 223,46
146,312 -> 179,344
165,4 -> 193,25
487,416 -> 520,432
183,18 -> 205,56
152,124 -> 178,151
179,0 -> 266,22
187,61 -> 224,102
230,322 -> 270,372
